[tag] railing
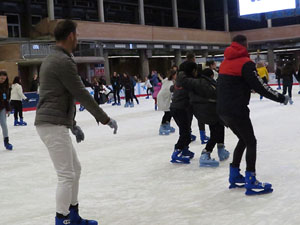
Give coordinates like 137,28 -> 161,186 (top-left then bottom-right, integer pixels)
21,41 -> 103,59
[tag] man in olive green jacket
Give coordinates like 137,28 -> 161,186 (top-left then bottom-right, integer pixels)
35,20 -> 117,225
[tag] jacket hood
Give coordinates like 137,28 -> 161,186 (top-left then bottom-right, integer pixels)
224,42 -> 249,60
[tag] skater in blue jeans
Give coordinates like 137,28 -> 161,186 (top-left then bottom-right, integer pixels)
0,71 -> 13,150
217,35 -> 289,195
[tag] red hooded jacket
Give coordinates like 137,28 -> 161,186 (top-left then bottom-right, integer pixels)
217,42 -> 285,119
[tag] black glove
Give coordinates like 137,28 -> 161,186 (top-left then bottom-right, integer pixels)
283,95 -> 289,105
107,118 -> 118,134
71,125 -> 85,143
24,98 -> 29,103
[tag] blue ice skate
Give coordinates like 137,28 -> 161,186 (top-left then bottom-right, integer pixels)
117,102 -> 121,106
181,147 -> 195,159
155,104 -> 157,111
19,118 -> 27,126
245,171 -> 273,196
191,133 -> 197,142
55,216 -> 71,225
159,124 -> 170,135
79,105 -> 85,111
289,99 -> 293,105
112,102 -> 117,106
229,165 -> 245,189
199,150 -> 219,167
200,130 -> 209,144
4,137 -> 13,151
124,102 -> 129,108
217,144 -> 230,161
69,204 -> 98,225
170,148 -> 190,164
165,122 -> 175,133
14,120 -> 20,126
130,102 -> 134,108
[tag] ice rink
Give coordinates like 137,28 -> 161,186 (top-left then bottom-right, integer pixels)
1,88 -> 300,225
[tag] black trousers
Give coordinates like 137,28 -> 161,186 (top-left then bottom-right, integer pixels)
220,116 -> 257,172
146,87 -> 153,96
11,100 -> 23,121
171,108 -> 192,150
205,122 -> 225,152
198,121 -> 205,131
161,111 -> 172,124
282,83 -> 292,98
113,88 -> 120,103
125,89 -> 133,103
131,88 -> 139,104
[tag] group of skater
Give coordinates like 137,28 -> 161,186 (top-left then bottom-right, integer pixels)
153,35 -> 290,197
0,19 -> 298,225
0,71 -> 29,151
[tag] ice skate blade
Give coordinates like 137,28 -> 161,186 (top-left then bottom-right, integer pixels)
170,159 -> 190,164
229,183 -> 245,189
219,155 -> 230,161
245,188 -> 273,196
199,162 -> 219,167
159,131 -> 170,136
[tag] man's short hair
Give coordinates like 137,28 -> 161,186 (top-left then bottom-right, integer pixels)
232,35 -> 247,46
186,52 -> 195,61
54,20 -> 77,41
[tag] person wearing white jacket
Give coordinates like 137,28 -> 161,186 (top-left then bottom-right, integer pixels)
10,76 -> 28,126
157,70 -> 177,135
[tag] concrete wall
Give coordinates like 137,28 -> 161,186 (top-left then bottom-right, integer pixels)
0,16 -> 8,38
231,24 -> 300,44
0,44 -> 21,61
34,19 -> 232,45
0,61 -> 18,84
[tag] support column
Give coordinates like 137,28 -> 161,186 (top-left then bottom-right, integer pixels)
223,0 -> 229,32
97,0 -> 105,22
267,46 -> 275,73
175,50 -> 182,67
267,19 -> 272,28
104,50 -> 111,84
47,0 -> 55,20
139,50 -> 149,81
172,0 -> 179,28
139,0 -> 145,25
200,0 -> 206,30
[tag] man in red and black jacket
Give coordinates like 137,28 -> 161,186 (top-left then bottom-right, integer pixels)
217,35 -> 289,195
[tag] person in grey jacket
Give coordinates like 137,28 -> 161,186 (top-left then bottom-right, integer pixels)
35,20 -> 117,225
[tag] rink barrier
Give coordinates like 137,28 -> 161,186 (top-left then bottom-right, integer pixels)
22,77 -> 298,112
22,83 -> 149,112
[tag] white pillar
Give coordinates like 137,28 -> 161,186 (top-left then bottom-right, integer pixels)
175,50 -> 182,67
47,0 -> 55,20
104,50 -> 111,84
139,50 -> 149,80
267,19 -> 272,28
97,0 -> 105,22
223,0 -> 229,32
139,0 -> 145,25
172,0 -> 179,28
267,46 -> 275,73
200,0 -> 206,30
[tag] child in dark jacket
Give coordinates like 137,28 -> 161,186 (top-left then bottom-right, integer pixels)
122,73 -> 134,108
169,61 -> 196,164
177,67 -> 230,167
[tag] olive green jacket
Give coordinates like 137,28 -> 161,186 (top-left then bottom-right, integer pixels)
35,46 -> 110,127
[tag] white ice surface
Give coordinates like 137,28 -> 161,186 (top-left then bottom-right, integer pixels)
1,88 -> 300,225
